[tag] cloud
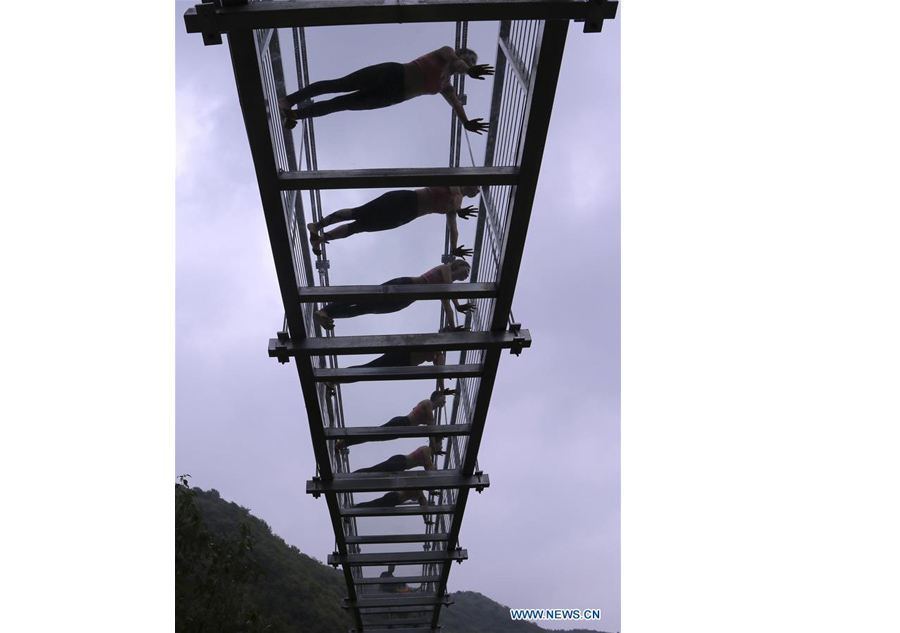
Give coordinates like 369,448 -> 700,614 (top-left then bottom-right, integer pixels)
176,85 -> 222,181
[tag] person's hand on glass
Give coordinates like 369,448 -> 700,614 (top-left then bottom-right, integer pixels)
467,64 -> 495,80
451,245 -> 473,258
457,205 -> 478,220
463,118 -> 489,135
455,302 -> 476,315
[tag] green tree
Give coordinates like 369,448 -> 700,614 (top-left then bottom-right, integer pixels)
175,475 -> 267,633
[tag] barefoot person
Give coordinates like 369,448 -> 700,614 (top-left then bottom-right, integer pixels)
354,445 -> 435,473
335,389 -> 454,452
307,186 -> 479,256
354,489 -> 427,509
314,260 -> 475,331
278,46 -> 493,129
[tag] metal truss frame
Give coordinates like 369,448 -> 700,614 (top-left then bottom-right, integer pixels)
185,2 -> 618,630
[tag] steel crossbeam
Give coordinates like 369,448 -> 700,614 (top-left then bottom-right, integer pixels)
324,425 -> 471,441
270,330 -> 531,357
340,504 -> 456,518
344,595 -> 452,609
362,618 -> 441,633
313,364 -> 484,382
308,471 -> 490,495
354,575 -> 442,585
346,532 -> 450,545
278,166 -> 517,190
359,606 -> 437,615
298,283 -> 497,303
185,0 -> 618,38
329,550 -> 467,566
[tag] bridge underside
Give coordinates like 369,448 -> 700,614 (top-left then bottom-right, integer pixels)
184,1 -> 617,631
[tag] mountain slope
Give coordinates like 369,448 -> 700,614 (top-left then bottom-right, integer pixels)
444,591 -> 605,633
178,485 -> 611,633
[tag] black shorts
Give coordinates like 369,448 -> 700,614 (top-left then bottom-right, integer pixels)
366,62 -> 407,108
353,190 -> 419,232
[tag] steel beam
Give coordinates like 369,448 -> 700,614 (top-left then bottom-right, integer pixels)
329,549 -> 467,566
185,0 -> 608,34
227,31 -> 335,475
308,471 -> 489,494
298,282 -> 497,303
325,425 -> 471,441
227,31 -> 362,627
340,504 -> 456,518
358,606 -> 436,615
278,166 -> 517,190
314,364 -> 483,382
362,618 -> 441,633
270,330 -> 530,357
353,575 -> 441,585
346,532 -> 450,545
344,594 -> 451,609
490,21 -> 568,332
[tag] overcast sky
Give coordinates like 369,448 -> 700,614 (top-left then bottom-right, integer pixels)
2,3 -> 898,633
176,4 -> 620,630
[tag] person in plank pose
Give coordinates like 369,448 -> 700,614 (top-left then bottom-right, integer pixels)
278,46 -> 493,128
354,489 -> 427,509
314,260 -> 475,331
307,186 -> 479,256
335,389 -> 455,452
354,445 -> 435,473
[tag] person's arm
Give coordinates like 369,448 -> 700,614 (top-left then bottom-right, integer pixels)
441,298 -> 457,329
440,87 -> 489,135
446,211 -> 459,253
424,448 -> 435,471
434,351 -> 446,391
440,85 -> 467,122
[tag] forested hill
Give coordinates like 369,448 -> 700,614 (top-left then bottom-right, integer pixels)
176,484 -> 610,633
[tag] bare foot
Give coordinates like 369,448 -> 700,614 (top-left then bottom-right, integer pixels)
280,107 -> 297,130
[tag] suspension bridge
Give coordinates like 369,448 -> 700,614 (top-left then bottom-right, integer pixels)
183,1 -> 618,631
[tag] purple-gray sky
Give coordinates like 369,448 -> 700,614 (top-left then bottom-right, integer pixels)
4,4 -> 898,633
176,4 -> 620,630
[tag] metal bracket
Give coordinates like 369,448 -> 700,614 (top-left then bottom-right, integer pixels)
509,322 -> 525,356
583,0 -> 619,33
311,475 -> 322,499
272,331 -> 291,364
474,470 -> 486,493
315,258 -> 330,272
441,253 -> 455,264
195,2 -> 222,46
